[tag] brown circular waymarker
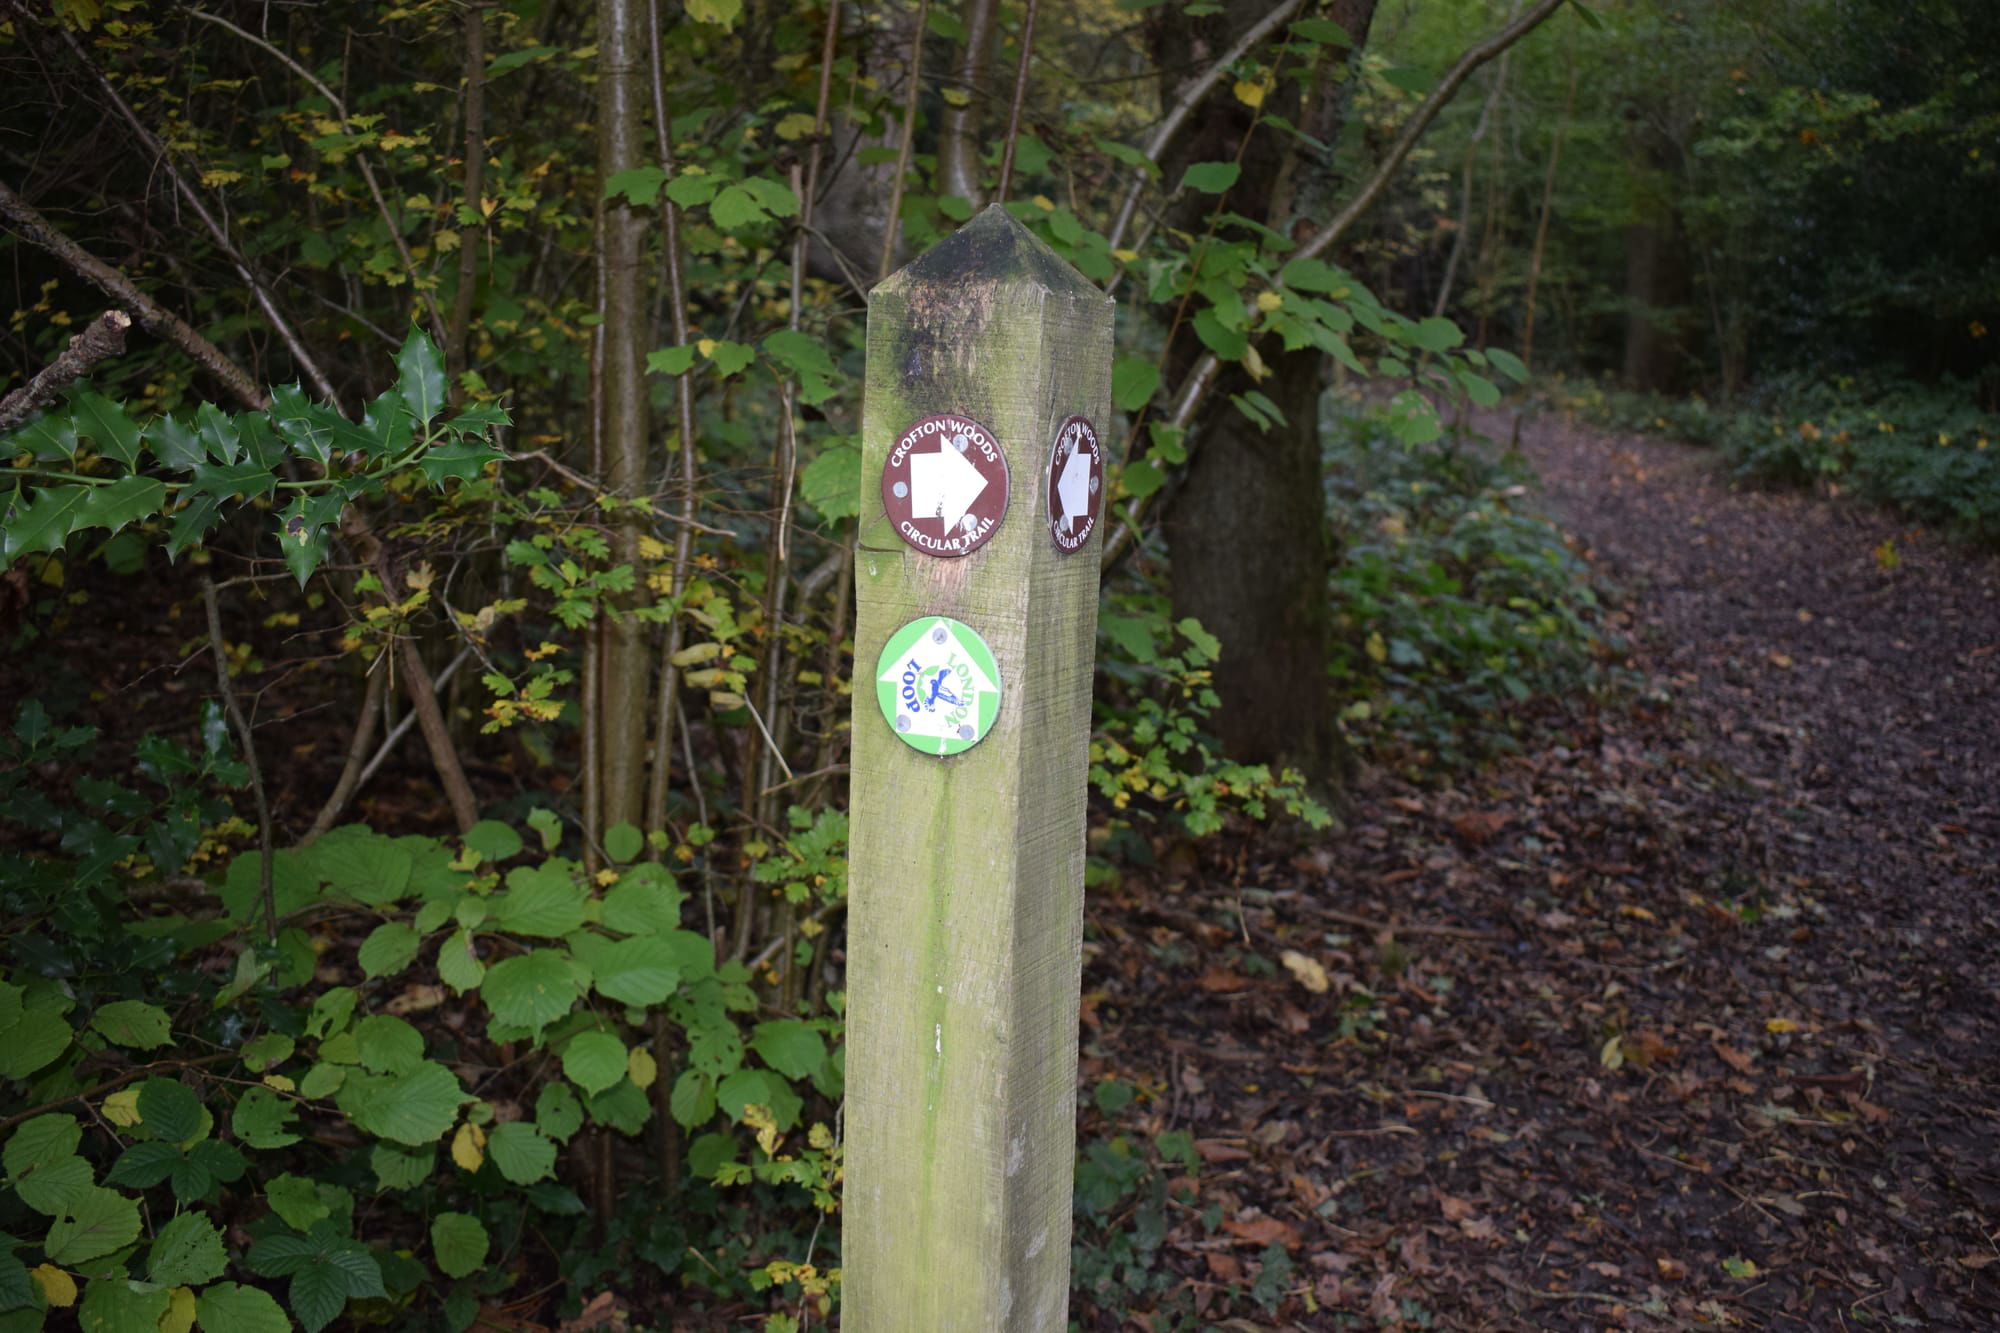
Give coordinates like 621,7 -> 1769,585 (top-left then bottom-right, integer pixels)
881,412 -> 1009,557
1045,415 -> 1102,553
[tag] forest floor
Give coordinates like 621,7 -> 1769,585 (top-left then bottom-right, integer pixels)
1075,411 -> 2000,1331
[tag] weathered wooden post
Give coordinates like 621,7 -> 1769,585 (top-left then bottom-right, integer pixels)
843,205 -> 1112,1328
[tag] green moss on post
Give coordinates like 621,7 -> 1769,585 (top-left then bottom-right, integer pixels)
844,206 -> 1112,1329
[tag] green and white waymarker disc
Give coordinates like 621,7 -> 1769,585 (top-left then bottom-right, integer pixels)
874,616 -> 1003,757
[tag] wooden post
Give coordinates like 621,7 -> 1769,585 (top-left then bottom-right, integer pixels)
844,205 -> 1111,1328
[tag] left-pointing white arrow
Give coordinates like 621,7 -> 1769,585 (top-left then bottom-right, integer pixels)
907,437 -> 989,530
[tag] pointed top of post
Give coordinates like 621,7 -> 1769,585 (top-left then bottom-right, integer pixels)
875,204 -> 1107,303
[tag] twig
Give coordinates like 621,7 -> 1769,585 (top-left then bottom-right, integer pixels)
48,18 -> 339,402
203,575 -> 277,943
0,309 -> 131,431
0,182 -> 266,411
1306,903 -> 1501,941
303,659 -> 388,841
1102,0 -> 1307,254
876,0 -> 932,282
0,1053 -> 237,1136
354,646 -> 473,792
186,8 -> 448,349
993,0 -> 1039,204
1097,0 -> 1572,573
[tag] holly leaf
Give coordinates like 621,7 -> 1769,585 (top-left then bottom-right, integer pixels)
418,438 -> 503,485
395,329 -> 447,427
0,486 -> 92,561
71,392 -> 143,469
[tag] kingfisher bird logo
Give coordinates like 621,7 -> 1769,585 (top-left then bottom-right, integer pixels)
873,617 -> 1003,757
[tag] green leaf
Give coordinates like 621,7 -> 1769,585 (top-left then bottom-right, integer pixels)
798,443 -> 861,522
148,1212 -> 226,1286
0,486 -> 92,562
353,1015 -> 424,1076
462,820 -> 521,863
136,1078 -> 202,1143
588,935 -> 682,1005
646,344 -> 696,376
196,1282 -> 289,1333
418,437 -> 503,485
313,830 -> 417,906
494,862 -> 586,937
147,413 -> 204,470
231,1086 -> 300,1149
357,922 -> 421,980
584,1079 -> 651,1134
686,0 -> 741,29
1191,309 -> 1248,360
78,1276 -> 170,1333
560,1031 -> 627,1096
1180,161 -> 1240,194
1111,357 -> 1161,413
1381,65 -> 1433,94
759,329 -> 837,405
44,1186 -> 142,1264
704,340 -> 755,377
79,476 -> 166,537
686,1023 -> 742,1078
486,44 -> 557,77
1457,369 -> 1501,407
8,408 -> 78,460
687,1131 -> 736,1179
1407,316 -> 1464,352
166,493 -> 224,560
716,1068 -> 802,1130
482,950 -> 582,1032
265,1174 -> 330,1232
395,330 -> 446,427
1176,617 -> 1222,661
5,1114 -> 81,1175
91,1000 -> 170,1050
603,165 -> 667,206
1486,347 -> 1530,382
749,1019 -> 825,1080
600,820 -> 640,860
286,1247 -> 383,1333
535,1082 -> 584,1143
105,1140 -> 180,1189
526,808 -> 563,852
1119,459 -> 1165,499
430,1212 -> 488,1280
13,1154 -> 93,1215
71,392 -> 143,469
485,1122 -> 555,1185
709,183 -> 778,230
1290,17 -> 1352,45
371,1142 -> 431,1190
438,929 -> 484,993
0,1005 -> 69,1079
669,1069 -> 714,1129
336,1063 -> 467,1145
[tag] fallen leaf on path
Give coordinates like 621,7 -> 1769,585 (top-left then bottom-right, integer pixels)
1221,1213 -> 1301,1249
1280,950 -> 1329,993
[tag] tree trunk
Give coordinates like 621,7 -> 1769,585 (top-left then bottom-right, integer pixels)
1163,346 -> 1344,782
592,0 -> 654,837
1152,0 -> 1378,790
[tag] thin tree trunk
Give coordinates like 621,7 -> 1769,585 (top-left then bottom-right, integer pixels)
592,0 -> 655,839
448,3 -> 489,389
1520,53 -> 1576,367
935,0 -> 1000,208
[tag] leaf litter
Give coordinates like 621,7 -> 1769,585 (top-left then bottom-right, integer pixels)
1071,412 -> 2000,1329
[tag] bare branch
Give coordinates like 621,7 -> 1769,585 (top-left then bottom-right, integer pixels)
0,181 -> 267,410
877,0 -> 933,281
1104,0 -> 1307,254
0,309 -> 130,431
994,0 -> 1040,204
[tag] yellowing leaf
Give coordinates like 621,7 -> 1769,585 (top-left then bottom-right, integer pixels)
1765,1017 -> 1800,1034
628,1047 -> 658,1090
451,1120 -> 487,1171
1365,631 -> 1387,664
940,88 -> 971,107
637,535 -> 668,560
1619,904 -> 1656,921
1256,291 -> 1284,314
30,1265 -> 76,1307
1112,248 -> 1139,263
774,112 -> 818,140
161,1286 -> 197,1333
1599,1034 -> 1625,1070
696,337 -> 718,359
1279,950 -> 1329,994
1233,78 -> 1267,109
1031,194 -> 1056,211
262,1073 -> 297,1093
102,1089 -> 142,1126
1722,1255 -> 1760,1279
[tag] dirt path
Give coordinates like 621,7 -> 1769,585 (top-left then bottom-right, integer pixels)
1077,413 -> 2000,1330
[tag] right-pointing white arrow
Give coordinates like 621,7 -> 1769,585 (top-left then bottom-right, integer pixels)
907,437 -> 989,529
